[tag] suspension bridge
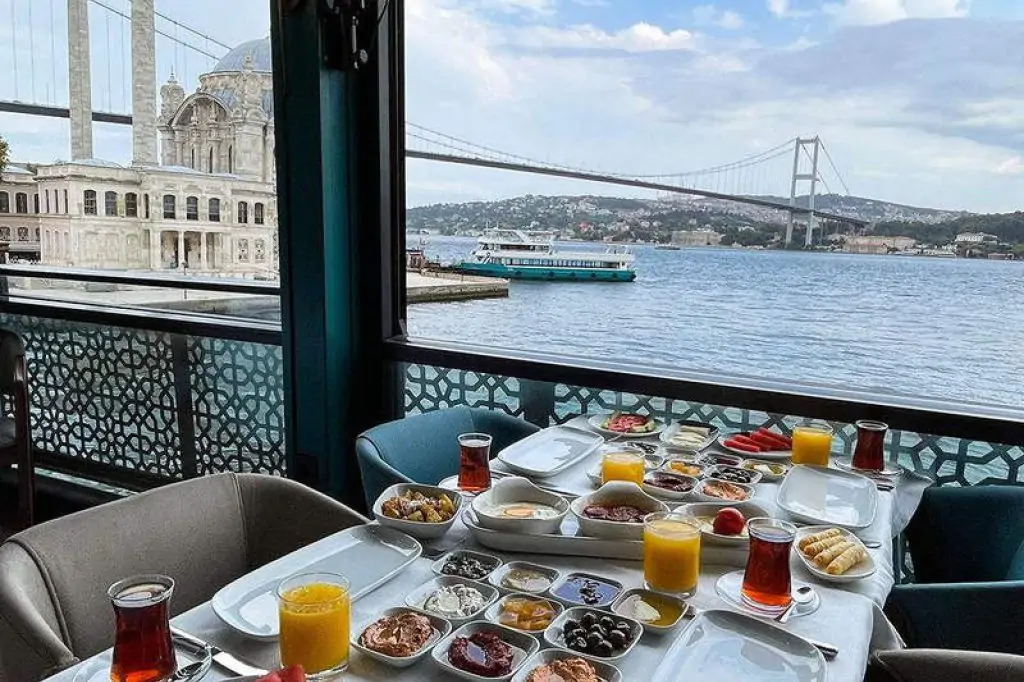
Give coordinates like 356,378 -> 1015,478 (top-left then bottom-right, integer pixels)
0,0 -> 866,245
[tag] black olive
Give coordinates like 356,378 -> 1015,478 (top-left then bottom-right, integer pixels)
563,619 -> 579,633
594,640 -> 614,657
599,616 -> 616,631
586,631 -> 604,647
570,637 -> 588,651
566,628 -> 585,641
616,621 -> 632,633
615,627 -> 633,643
608,630 -> 627,648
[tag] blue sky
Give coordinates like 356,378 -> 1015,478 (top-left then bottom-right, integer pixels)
2,1 -> 1024,212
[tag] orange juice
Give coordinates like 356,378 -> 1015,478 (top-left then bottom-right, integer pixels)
644,515 -> 700,596
278,576 -> 350,676
602,451 -> 645,485
791,423 -> 834,466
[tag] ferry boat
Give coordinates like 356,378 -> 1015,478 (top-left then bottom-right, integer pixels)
457,229 -> 636,282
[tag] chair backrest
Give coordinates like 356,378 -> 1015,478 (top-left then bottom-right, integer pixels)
867,649 -> 1024,682
0,472 -> 367,681
355,407 -> 540,509
907,485 -> 1024,583
0,329 -> 26,394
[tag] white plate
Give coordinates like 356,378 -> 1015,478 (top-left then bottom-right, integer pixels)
497,425 -> 604,478
484,593 -> 564,636
471,477 -> 570,535
211,525 -> 421,641
659,421 -> 718,452
741,459 -> 790,481
543,606 -> 642,663
489,562 -> 562,594
777,464 -> 878,529
432,621 -> 540,681
587,413 -> 666,438
794,525 -> 877,583
569,481 -> 668,541
718,433 -> 792,460
694,478 -> 755,504
641,471 -> 699,501
678,501 -> 772,546
432,549 -> 505,581
706,464 -> 763,487
405,575 -> 499,626
714,571 -> 821,620
373,483 -> 463,540
351,606 -> 452,668
650,609 -> 826,682
512,649 -> 623,682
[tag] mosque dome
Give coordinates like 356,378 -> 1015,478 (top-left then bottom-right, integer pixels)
212,38 -> 272,73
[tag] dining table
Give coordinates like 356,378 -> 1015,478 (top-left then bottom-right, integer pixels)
47,418 -> 932,682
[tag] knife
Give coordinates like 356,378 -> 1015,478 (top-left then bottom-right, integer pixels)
172,627 -> 268,677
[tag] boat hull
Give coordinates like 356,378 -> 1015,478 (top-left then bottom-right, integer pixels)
458,262 -> 635,282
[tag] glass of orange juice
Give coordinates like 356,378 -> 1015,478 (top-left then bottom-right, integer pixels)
277,572 -> 350,679
644,513 -> 700,597
602,449 -> 645,485
791,420 -> 834,467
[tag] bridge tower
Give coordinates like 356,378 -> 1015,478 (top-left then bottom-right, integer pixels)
67,0 -> 93,160
785,137 -> 822,246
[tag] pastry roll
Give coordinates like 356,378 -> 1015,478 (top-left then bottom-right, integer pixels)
826,545 -> 868,575
802,534 -> 844,558
798,528 -> 843,551
813,540 -> 855,567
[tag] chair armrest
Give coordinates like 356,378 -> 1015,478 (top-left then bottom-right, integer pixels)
885,582 -> 1024,654
866,649 -> 1024,682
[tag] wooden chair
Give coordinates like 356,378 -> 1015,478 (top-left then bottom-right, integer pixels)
0,328 -> 33,530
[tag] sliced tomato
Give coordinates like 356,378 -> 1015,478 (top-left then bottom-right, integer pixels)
723,438 -> 760,453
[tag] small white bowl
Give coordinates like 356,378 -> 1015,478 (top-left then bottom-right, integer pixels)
741,458 -> 791,481
489,562 -> 562,595
610,588 -> 689,635
484,593 -> 564,637
547,572 -> 624,609
570,481 -> 669,541
406,576 -> 499,626
694,478 -> 755,504
373,483 -> 462,541
641,470 -> 699,501
432,550 -> 504,582
512,649 -> 623,682
706,464 -> 763,487
659,458 -> 708,479
432,621 -> 541,681
351,606 -> 451,668
697,452 -> 744,468
677,501 -> 772,546
543,606 -> 642,663
471,477 -> 569,535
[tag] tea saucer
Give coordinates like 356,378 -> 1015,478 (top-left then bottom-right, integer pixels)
72,636 -> 212,682
832,457 -> 904,478
714,570 -> 820,620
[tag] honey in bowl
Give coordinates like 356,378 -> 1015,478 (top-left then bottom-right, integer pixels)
614,592 -> 684,627
497,597 -> 557,631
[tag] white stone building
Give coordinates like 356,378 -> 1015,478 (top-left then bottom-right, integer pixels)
0,4 -> 278,278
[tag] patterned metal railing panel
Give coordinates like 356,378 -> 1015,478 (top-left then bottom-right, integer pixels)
0,313 -> 286,481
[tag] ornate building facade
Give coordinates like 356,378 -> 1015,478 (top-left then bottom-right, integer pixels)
0,38 -> 278,277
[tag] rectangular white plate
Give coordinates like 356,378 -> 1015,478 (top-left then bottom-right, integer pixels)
211,524 -> 421,641
777,464 -> 878,529
651,610 -> 826,682
659,421 -> 719,452
497,425 -> 604,478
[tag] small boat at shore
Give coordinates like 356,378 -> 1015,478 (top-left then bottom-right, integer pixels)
457,229 -> 636,282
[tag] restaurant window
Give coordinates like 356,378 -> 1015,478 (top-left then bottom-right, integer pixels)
186,196 -> 199,221
125,192 -> 138,217
15,193 -> 28,214
163,194 -> 176,219
105,191 -> 118,216
254,202 -> 264,225
84,189 -> 97,215
209,198 -> 221,222
238,201 -> 249,224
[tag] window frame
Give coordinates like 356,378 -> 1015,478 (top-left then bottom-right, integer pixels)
15,193 -> 28,214
254,202 -> 265,225
0,192 -> 8,214
186,196 -> 199,221
104,191 -> 118,216
125,192 -> 138,217
209,198 -> 221,222
163,194 -> 176,220
238,201 -> 249,224
84,190 -> 97,215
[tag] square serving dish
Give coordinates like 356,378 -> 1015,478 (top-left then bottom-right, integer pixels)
496,425 -> 604,478
432,621 -> 541,681
350,606 -> 452,668
488,562 -> 562,595
609,588 -> 689,635
432,549 -> 504,582
484,592 -> 563,637
543,606 -> 642,663
547,572 -> 624,609
777,465 -> 878,529
512,649 -> 623,682
406,575 -> 499,626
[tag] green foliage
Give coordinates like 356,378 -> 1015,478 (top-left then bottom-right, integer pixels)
872,213 -> 1024,246
0,134 -> 9,174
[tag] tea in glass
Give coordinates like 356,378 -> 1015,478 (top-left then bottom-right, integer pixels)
741,518 -> 797,614
278,572 -> 351,679
601,450 -> 645,485
457,432 -> 493,493
108,575 -> 175,682
852,420 -> 888,472
643,513 -> 701,597
791,421 -> 833,467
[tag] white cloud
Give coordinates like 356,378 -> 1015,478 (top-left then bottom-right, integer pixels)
510,22 -> 699,52
995,156 -> 1022,175
693,5 -> 745,30
767,0 -> 790,17
824,0 -> 971,26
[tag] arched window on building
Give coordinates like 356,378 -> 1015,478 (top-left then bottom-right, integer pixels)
228,146 -> 233,174
254,202 -> 265,225
84,190 -> 97,215
186,196 -> 199,221
209,148 -> 214,173
144,194 -> 150,219
15,193 -> 28,214
33,194 -> 40,214
63,189 -> 68,214
209,198 -> 221,222
0,192 -> 9,214
45,190 -> 50,213
125,192 -> 138,217
105,191 -> 118,216
163,194 -> 176,219
238,201 -> 249,224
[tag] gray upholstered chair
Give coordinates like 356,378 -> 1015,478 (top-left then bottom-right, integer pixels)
866,649 -> 1024,682
0,472 -> 367,681
0,328 -> 33,530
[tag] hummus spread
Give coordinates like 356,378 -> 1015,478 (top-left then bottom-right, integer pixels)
525,657 -> 601,682
359,612 -> 434,658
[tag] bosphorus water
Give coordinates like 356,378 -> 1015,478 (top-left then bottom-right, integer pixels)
409,236 -> 1024,413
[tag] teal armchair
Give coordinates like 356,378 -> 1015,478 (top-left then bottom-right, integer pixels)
885,485 -> 1024,654
355,407 -> 540,509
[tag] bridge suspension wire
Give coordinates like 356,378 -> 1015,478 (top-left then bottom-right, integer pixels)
88,0 -> 225,61
800,144 -> 832,196
819,140 -> 851,195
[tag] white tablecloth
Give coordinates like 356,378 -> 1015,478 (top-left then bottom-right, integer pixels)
47,425 -> 930,682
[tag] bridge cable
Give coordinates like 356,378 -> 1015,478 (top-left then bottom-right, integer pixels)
819,141 -> 851,195
800,144 -> 833,196
11,0 -> 19,100
49,0 -> 58,106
